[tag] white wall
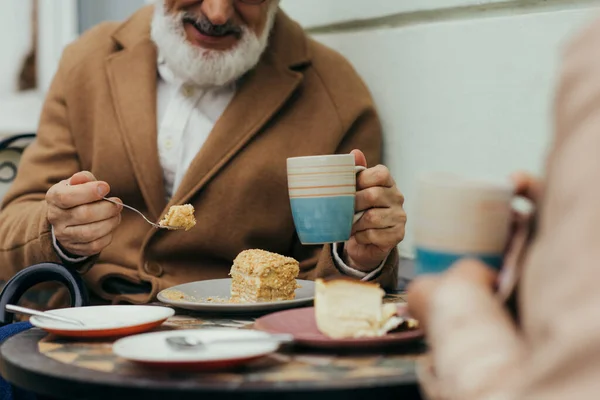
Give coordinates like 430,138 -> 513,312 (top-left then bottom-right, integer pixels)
0,0 -> 140,135
37,0 -> 79,95
281,0 -> 599,257
0,0 -> 32,96
78,0 -> 146,33
0,0 -> 45,136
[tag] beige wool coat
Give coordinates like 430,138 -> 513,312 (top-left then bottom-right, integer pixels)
0,5 -> 398,307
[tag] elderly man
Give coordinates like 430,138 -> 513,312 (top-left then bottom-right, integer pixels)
407,17 -> 600,400
0,0 -> 406,308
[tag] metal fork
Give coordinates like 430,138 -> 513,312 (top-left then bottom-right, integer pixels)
102,197 -> 179,230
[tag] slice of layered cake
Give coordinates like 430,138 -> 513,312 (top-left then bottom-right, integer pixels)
229,249 -> 300,303
314,278 -> 407,339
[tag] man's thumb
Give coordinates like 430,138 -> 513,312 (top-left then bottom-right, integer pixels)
351,149 -> 368,168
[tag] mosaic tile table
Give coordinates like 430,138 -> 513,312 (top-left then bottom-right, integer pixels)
0,292 -> 426,400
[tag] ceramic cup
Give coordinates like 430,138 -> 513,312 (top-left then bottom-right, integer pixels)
287,154 -> 365,244
414,172 -> 514,275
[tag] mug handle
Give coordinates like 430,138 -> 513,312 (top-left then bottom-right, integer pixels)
353,166 -> 367,224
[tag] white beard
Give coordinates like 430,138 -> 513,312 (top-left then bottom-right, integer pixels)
150,1 -> 278,89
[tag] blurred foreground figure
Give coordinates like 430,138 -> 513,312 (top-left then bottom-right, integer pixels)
408,18 -> 600,400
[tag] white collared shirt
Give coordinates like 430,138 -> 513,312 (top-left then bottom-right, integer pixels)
51,59 -> 386,281
155,56 -> 236,198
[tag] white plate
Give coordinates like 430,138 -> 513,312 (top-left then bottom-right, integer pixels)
113,329 -> 280,370
157,278 -> 315,312
29,305 -> 175,338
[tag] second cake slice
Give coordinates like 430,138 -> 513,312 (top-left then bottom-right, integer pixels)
229,249 -> 300,303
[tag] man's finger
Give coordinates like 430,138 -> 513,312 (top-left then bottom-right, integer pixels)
406,276 -> 442,330
355,186 -> 395,211
447,258 -> 499,290
357,165 -> 395,190
352,208 -> 402,234
64,215 -> 121,244
49,181 -> 110,209
64,233 -> 113,257
353,227 -> 403,252
66,198 -> 122,226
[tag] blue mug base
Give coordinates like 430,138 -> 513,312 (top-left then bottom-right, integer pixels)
297,239 -> 349,245
290,196 -> 354,245
415,247 -> 503,275
297,234 -> 351,245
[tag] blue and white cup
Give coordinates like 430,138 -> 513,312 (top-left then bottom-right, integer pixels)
287,154 -> 365,245
414,173 -> 513,275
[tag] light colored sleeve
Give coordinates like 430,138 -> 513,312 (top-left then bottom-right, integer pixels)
512,20 -> 600,400
421,19 -> 600,400
331,242 -> 388,281
51,225 -> 90,264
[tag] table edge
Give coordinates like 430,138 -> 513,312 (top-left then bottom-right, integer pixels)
1,328 -> 419,398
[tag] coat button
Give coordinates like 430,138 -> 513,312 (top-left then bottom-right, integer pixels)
144,261 -> 164,277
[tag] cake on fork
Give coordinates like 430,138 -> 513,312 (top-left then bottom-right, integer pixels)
229,249 -> 300,303
159,204 -> 196,231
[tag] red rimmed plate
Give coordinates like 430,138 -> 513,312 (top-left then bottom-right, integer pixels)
112,329 -> 282,371
29,305 -> 174,338
254,305 -> 423,349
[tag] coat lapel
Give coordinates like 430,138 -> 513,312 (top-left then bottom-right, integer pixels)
106,38 -> 167,220
166,58 -> 302,210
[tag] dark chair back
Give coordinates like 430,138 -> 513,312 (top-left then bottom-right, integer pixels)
0,133 -> 35,203
0,263 -> 89,325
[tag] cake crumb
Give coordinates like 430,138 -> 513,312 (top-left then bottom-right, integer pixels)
161,289 -> 187,301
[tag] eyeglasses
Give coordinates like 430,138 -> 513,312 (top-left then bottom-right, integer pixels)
237,0 -> 267,4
